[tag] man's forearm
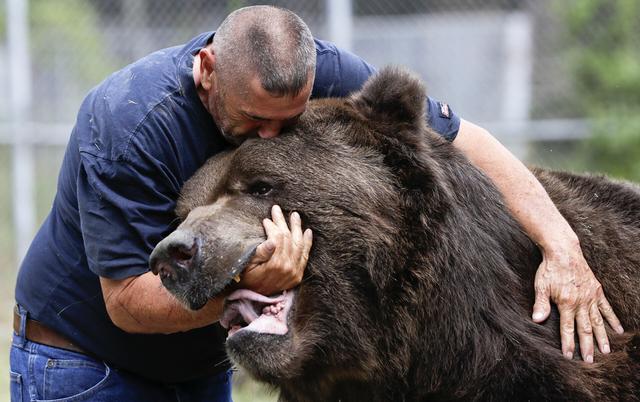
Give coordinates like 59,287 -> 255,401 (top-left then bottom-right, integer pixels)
452,119 -> 576,251
101,271 -> 225,334
452,119 -> 624,361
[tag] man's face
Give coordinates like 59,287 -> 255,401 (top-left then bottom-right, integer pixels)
209,74 -> 312,145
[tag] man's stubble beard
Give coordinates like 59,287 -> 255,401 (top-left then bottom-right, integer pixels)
211,89 -> 245,146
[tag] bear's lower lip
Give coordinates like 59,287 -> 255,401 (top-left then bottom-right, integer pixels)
220,289 -> 295,337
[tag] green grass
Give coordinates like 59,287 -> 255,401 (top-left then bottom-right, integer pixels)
232,369 -> 278,402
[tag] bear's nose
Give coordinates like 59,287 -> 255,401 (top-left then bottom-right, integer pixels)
167,240 -> 198,269
149,230 -> 200,278
154,260 -> 177,282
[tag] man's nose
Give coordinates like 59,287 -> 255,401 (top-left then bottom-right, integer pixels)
257,120 -> 283,139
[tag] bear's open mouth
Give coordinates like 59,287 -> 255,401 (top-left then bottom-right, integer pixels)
220,289 -> 295,337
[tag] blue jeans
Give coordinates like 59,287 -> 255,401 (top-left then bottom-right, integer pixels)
10,306 -> 233,402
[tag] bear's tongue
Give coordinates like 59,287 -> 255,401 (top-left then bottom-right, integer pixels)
220,289 -> 294,337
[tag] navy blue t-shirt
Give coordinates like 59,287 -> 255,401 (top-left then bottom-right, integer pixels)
15,32 -> 460,383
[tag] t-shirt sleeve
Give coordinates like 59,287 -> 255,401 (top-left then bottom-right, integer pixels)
313,40 -> 460,141
335,47 -> 378,96
312,39 -> 377,98
77,135 -> 181,280
425,97 -> 461,142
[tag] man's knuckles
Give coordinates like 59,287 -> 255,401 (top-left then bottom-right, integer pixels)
590,312 -> 605,327
599,303 -> 615,316
273,231 -> 293,244
578,321 -> 594,335
560,320 -> 575,334
556,297 -> 579,308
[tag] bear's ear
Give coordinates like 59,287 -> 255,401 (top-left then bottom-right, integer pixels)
351,66 -> 427,130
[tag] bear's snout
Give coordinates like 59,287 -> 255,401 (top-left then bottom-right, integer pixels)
151,214 -> 266,310
149,230 -> 201,283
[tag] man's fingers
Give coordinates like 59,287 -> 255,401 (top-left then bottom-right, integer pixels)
575,308 -> 594,363
590,303 -> 610,354
262,216 -> 279,239
273,205 -> 295,258
559,307 -> 576,360
243,206 -> 313,295
301,228 -> 313,266
598,295 -> 624,334
249,217 -> 280,268
532,285 -> 551,323
284,228 -> 313,288
270,205 -> 288,230
289,212 -> 303,258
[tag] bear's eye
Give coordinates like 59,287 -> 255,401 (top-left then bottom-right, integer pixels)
248,181 -> 273,197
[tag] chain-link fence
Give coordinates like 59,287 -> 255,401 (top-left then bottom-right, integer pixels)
1,0 -> 638,399
2,0 -> 637,263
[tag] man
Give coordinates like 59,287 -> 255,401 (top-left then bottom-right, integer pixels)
11,5 -> 623,401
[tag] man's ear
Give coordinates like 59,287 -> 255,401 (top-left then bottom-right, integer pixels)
199,47 -> 216,91
350,66 -> 427,131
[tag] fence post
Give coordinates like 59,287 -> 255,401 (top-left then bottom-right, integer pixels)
501,11 -> 533,157
7,0 -> 35,266
327,0 -> 353,51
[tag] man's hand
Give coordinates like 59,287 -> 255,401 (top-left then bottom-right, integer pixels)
239,205 -> 313,295
532,242 -> 624,362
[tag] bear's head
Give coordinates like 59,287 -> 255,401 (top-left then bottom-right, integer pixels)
149,67 -> 465,385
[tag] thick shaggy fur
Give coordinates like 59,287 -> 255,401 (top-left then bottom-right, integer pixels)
168,68 -> 640,401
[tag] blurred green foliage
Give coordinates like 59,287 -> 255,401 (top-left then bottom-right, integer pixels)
2,2 -> 113,84
581,118 -> 640,179
0,6 -> 5,39
227,0 -> 248,13
563,0 -> 640,181
30,0 -> 116,88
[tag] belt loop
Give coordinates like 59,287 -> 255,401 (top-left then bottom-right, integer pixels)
14,305 -> 28,347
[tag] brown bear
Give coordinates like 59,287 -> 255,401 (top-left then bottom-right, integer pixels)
149,67 -> 640,401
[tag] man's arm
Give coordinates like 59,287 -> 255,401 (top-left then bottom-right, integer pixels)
453,119 -> 624,362
101,272 -> 224,334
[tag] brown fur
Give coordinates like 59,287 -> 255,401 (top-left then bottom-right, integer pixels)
153,67 -> 640,401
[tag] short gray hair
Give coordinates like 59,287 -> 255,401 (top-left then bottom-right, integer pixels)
213,6 -> 316,97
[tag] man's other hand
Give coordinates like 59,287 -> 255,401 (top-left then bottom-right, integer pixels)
532,241 -> 624,362
239,205 -> 313,295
